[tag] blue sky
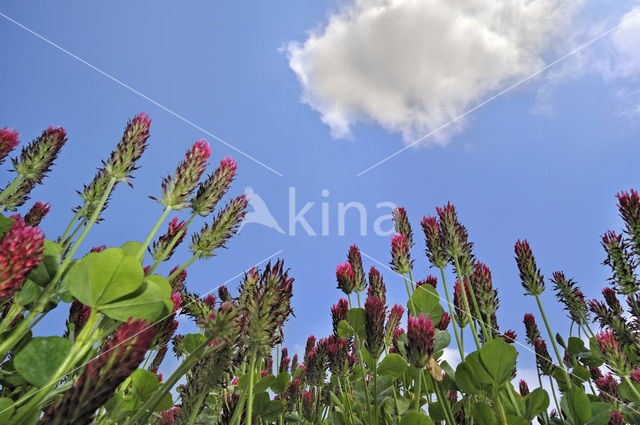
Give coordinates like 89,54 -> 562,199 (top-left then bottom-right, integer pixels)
2,0 -> 640,377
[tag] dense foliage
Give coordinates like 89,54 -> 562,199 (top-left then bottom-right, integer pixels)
0,116 -> 639,425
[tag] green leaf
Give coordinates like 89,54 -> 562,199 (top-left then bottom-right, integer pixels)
156,392 -> 173,412
428,401 -> 446,422
337,320 -> 354,339
15,279 -> 41,306
0,397 -> 15,423
270,372 -> 291,394
433,330 -> 451,352
255,374 -> 276,394
561,386 -> 591,425
183,333 -> 207,354
524,388 -> 549,420
253,392 -> 285,422
618,378 -> 640,403
568,337 -> 587,355
0,215 -> 14,238
99,274 -> 171,322
410,285 -> 444,323
556,333 -> 566,349
399,411 -> 435,425
26,240 -> 62,287
348,308 -> 366,339
586,402 -> 611,425
130,369 -> 160,401
478,338 -> 518,386
14,336 -> 72,387
471,401 -> 498,425
375,376 -> 394,405
454,354 -> 485,395
64,247 -> 144,307
120,241 -> 144,263
378,353 -> 407,379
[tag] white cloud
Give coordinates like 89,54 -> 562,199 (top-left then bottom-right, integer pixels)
287,0 -> 578,144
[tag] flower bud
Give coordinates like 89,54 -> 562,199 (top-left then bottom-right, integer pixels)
596,330 -> 631,376
24,201 -> 50,227
421,216 -> 447,268
385,304 -> 405,344
191,156 -> 237,217
367,266 -> 386,304
551,271 -> 589,324
12,126 -> 67,185
190,194 -> 248,259
453,279 -> 472,328
533,338 -> 555,376
523,313 -> 541,345
347,245 -> 367,292
514,239 -> 545,295
331,298 -> 349,336
150,217 -> 187,263
602,230 -> 639,295
325,335 -> 350,376
390,233 -> 412,274
616,189 -> 640,256
364,295 -> 386,359
155,140 -> 210,209
436,312 -> 451,331
519,380 -> 530,396
416,276 -> 437,289
393,207 -> 413,247
302,389 -> 316,422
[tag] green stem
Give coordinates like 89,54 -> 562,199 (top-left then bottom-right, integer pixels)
0,175 -> 25,207
494,394 -> 508,425
453,257 -> 481,349
12,310 -> 102,423
137,206 -> 172,262
408,269 -> 416,291
623,375 -> 640,402
439,267 -> 464,359
126,341 -> 222,425
434,380 -> 455,425
414,367 -> 422,412
0,301 -> 23,336
59,210 -> 82,244
534,294 -> 572,390
505,384 -> 522,417
372,361 -> 378,425
404,275 -> 416,313
168,254 -> 199,281
246,350 -> 257,425
60,218 -> 87,253
548,376 -> 561,415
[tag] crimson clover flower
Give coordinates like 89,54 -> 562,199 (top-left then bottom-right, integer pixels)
602,230 -> 639,295
385,304 -> 405,344
391,328 -> 405,354
155,139 -> 211,209
0,127 -> 19,166
347,245 -> 367,292
595,373 -> 619,404
190,194 -> 248,259
77,113 -> 151,221
150,216 -> 187,263
500,329 -> 517,344
469,262 -> 499,318
325,335 -> 350,376
302,389 -> 316,422
453,279 -> 472,327
0,215 -> 45,300
602,287 -> 623,315
514,239 -> 545,296
421,215 -> 447,268
406,313 -> 435,368
533,338 -> 555,376
436,203 -> 475,275
367,266 -> 386,304
41,318 -> 156,425
437,312 -> 451,331
519,380 -> 530,396
551,271 -> 589,324
191,156 -> 238,217
24,201 -> 50,227
336,261 -> 356,295
364,295 -> 386,359
630,367 -> 640,384
416,275 -> 437,288
330,298 -> 349,336
390,233 -> 413,274
596,330 -> 632,376
523,313 -> 541,345
3,126 -> 67,210
616,189 -> 640,256
393,207 -> 414,247
66,300 -> 91,338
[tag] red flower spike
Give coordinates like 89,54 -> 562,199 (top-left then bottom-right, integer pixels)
367,266 -> 386,304
596,330 -> 631,375
171,292 -> 182,312
421,215 -> 447,268
519,380 -> 530,396
24,201 -> 50,227
436,312 -> 451,331
347,245 -> 367,292
191,156 -> 238,217
533,338 -> 555,376
364,295 -> 386,359
331,298 -> 349,336
416,275 -> 438,289
392,207 -> 414,247
0,127 -> 19,166
406,313 -> 435,368
390,233 -> 413,274
336,262 -> 356,295
523,313 -> 541,345
0,215 -> 45,300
